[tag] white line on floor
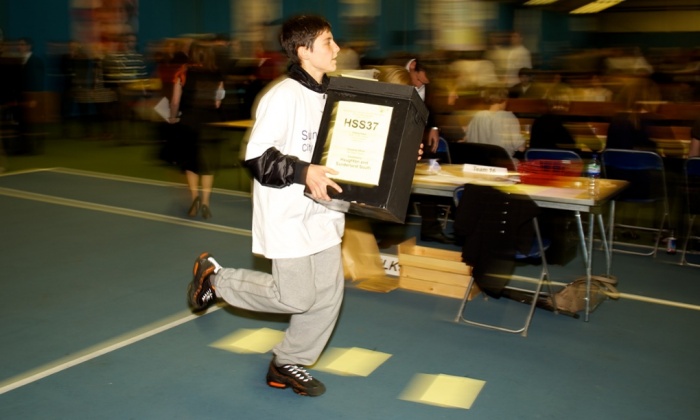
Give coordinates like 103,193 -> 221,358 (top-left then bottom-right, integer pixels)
0,306 -> 221,395
0,186 -> 251,236
51,167 -> 251,197
495,274 -> 700,311
0,167 -> 251,197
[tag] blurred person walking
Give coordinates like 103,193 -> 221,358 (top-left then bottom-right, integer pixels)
505,32 -> 531,87
168,42 -> 225,219
154,38 -> 188,165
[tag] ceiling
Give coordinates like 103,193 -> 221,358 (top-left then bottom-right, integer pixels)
509,0 -> 700,14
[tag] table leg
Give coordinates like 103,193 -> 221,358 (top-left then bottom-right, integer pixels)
573,211 -> 593,321
585,213 -> 595,321
575,211 -> 588,263
576,202 -> 616,322
607,201 -> 616,275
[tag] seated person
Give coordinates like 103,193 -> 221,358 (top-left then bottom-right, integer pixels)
528,85 -> 579,152
464,87 -> 525,158
605,79 -> 660,151
605,112 -> 656,151
572,73 -> 613,102
508,67 -> 545,99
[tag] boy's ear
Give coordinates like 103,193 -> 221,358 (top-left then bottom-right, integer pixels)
298,45 -> 311,61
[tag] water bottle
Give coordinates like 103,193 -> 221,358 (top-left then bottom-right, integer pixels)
587,154 -> 601,197
666,231 -> 677,254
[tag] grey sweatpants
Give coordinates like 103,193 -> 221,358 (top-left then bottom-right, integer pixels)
211,244 -> 344,366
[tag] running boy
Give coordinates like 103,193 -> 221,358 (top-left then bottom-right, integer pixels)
186,15 -> 343,397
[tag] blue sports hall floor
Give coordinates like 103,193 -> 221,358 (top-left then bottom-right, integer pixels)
1,167 -> 700,420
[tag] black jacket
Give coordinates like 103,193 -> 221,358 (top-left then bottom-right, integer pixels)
453,184 -> 540,297
244,147 -> 310,188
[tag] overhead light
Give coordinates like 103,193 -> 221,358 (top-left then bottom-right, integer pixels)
570,0 -> 625,14
524,0 -> 559,5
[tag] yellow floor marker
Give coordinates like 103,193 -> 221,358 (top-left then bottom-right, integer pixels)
399,373 -> 486,409
314,347 -> 392,377
209,328 -> 284,354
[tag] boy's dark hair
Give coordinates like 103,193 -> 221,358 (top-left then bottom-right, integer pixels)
279,15 -> 332,65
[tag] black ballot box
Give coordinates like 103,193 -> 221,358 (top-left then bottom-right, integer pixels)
309,76 -> 428,223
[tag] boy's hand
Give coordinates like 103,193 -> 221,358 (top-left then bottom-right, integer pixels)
306,164 -> 342,201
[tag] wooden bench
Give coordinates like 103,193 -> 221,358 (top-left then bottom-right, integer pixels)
506,98 -> 548,115
566,101 -> 619,118
655,102 -> 700,123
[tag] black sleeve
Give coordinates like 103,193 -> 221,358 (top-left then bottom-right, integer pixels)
243,147 -> 310,188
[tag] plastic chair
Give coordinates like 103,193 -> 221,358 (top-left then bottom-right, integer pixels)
524,148 -> 582,164
433,137 -> 453,228
436,136 -> 452,164
454,204 -> 553,337
601,149 -> 670,257
680,157 -> 700,267
452,144 -> 554,337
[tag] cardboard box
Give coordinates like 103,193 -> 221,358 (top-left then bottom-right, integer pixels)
398,238 -> 479,300
310,76 -> 428,223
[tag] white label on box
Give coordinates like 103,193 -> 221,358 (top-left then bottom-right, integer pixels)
381,253 -> 400,277
324,101 -> 393,186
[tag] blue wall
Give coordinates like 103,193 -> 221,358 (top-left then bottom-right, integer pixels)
2,1 -> 71,57
1,1 -> 697,74
137,0 -> 230,48
1,0 -> 232,55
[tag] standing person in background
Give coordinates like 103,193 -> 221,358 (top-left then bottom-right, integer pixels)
168,42 -> 225,219
406,58 -> 442,153
505,32 -> 531,88
155,38 -> 188,166
186,15 -> 344,397
18,37 -> 45,93
406,58 -> 454,244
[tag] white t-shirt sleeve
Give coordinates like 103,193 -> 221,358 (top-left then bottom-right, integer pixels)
245,82 -> 296,160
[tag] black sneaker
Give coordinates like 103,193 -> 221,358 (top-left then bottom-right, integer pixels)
187,252 -> 218,313
266,360 -> 326,397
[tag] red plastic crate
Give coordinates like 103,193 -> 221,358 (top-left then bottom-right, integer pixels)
519,159 -> 584,186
